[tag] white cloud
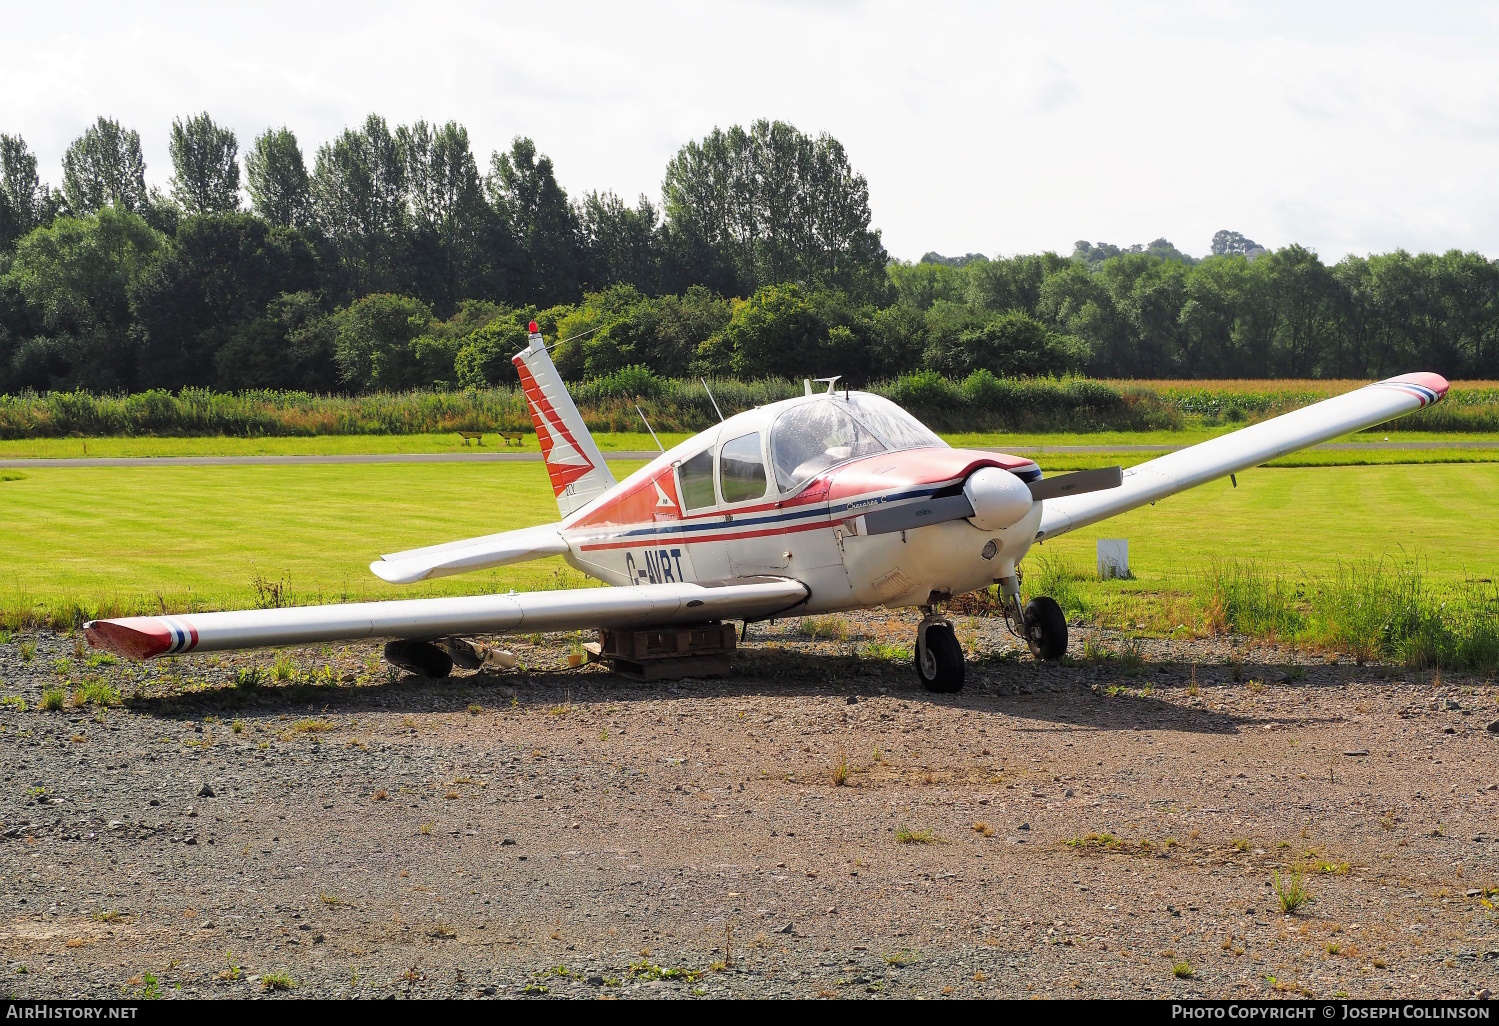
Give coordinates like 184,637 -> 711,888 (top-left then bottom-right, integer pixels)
4,0 -> 1498,261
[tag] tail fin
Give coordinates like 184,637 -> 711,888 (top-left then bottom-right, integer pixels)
513,322 -> 616,515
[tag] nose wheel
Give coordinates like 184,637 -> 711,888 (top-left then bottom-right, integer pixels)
914,614 -> 965,693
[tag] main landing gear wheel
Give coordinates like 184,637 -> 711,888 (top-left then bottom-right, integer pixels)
1023,596 -> 1068,660
914,622 -> 965,694
384,640 -> 454,679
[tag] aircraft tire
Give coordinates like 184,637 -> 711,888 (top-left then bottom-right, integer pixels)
1023,597 -> 1068,660
914,623 -> 965,693
384,640 -> 454,679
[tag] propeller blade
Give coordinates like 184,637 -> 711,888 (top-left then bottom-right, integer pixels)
1028,466 -> 1123,502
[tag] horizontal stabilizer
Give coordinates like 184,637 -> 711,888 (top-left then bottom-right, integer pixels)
1027,466 -> 1122,502
371,524 -> 570,584
85,577 -> 811,660
1037,372 -> 1448,540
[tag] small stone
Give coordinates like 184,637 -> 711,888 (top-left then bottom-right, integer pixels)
1064,788 -> 1074,798
1485,719 -> 1499,734
184,836 -> 197,845
198,784 -> 214,798
1017,822 -> 1031,831
148,798 -> 160,806
846,696 -> 857,705
500,838 -> 515,846
1444,726 -> 1457,735
585,976 -> 604,987
776,922 -> 795,934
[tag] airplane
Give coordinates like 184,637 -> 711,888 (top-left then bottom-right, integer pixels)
84,323 -> 1450,693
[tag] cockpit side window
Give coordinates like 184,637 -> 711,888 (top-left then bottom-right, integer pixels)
769,400 -> 886,493
678,449 -> 716,511
718,432 -> 768,504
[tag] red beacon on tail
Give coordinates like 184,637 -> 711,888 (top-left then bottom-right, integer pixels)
83,340 -> 1450,693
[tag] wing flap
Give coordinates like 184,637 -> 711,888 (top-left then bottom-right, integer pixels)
1037,373 -> 1448,540
84,577 -> 810,660
371,523 -> 570,584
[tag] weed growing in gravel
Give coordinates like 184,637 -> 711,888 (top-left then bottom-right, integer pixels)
467,703 -> 482,715
895,827 -> 940,844
271,655 -> 298,683
72,679 -> 120,707
373,789 -> 389,801
972,822 -> 995,837
1231,838 -> 1251,852
220,952 -> 241,981
862,641 -> 910,661
84,652 -> 116,668
1,695 -> 25,710
872,748 -> 883,764
832,752 -> 850,786
1173,960 -> 1194,979
40,688 -> 65,711
319,893 -> 341,906
289,718 -> 332,734
418,822 -> 433,835
799,616 -> 850,643
1274,869 -> 1312,914
261,972 -> 296,992
18,640 -> 36,661
234,666 -> 262,689
884,950 -> 920,967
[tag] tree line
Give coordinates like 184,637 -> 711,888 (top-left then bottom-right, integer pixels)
2,112 -> 1497,395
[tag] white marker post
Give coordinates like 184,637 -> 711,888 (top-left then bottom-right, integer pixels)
1097,539 -> 1129,580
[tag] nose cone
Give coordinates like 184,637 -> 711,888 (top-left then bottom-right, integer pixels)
963,467 -> 1034,532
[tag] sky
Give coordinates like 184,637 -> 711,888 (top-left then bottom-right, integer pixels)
5,0 -> 1499,263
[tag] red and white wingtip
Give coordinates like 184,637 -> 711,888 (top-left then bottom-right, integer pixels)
84,616 -> 198,660
1379,372 -> 1449,406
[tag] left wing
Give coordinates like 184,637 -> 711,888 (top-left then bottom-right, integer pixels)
84,577 -> 809,660
1037,372 -> 1448,541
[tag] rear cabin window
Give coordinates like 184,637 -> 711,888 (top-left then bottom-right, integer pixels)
718,432 -> 768,504
769,400 -> 886,493
678,449 -> 716,511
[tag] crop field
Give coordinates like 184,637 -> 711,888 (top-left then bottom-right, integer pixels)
2,455 -> 1496,632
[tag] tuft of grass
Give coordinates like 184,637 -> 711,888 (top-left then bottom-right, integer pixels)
884,950 -> 920,967
1,695 -> 26,710
1201,558 -> 1302,640
19,640 -> 36,662
1274,869 -> 1312,914
799,616 -> 850,642
40,688 -> 65,711
895,826 -> 940,845
1173,960 -> 1194,979
72,678 -> 121,707
319,893 -> 341,906
418,821 -> 433,835
289,718 -> 333,733
972,821 -> 995,837
234,666 -> 262,689
230,719 -> 244,733
861,641 -> 910,661
261,972 -> 296,992
1025,555 -> 1092,617
271,655 -> 298,683
831,752 -> 850,787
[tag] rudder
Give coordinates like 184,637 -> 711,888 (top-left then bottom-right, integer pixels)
513,322 -> 616,516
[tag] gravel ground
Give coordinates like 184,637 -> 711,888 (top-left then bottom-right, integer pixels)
1,611 -> 1496,1001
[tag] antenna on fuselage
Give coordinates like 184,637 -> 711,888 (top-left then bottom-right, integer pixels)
701,378 -> 725,423
634,403 -> 665,452
813,375 -> 842,395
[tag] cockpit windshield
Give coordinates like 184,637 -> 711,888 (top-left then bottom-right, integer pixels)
848,393 -> 947,451
769,400 -> 886,492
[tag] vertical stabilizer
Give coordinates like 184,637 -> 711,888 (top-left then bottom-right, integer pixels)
513,323 -> 616,515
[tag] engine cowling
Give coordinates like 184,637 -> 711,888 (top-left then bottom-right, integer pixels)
962,466 -> 1035,532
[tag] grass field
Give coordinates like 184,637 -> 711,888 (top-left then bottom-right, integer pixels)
3,429 -> 1498,462
2,457 -> 1496,628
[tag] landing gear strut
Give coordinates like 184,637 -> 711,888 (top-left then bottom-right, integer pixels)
997,574 -> 1069,660
914,608 -> 965,693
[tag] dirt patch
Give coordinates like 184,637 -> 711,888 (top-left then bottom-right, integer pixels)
1,612 -> 1496,999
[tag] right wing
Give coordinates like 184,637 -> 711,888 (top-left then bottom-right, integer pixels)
370,523 -> 570,584
84,577 -> 810,660
1037,372 -> 1448,541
